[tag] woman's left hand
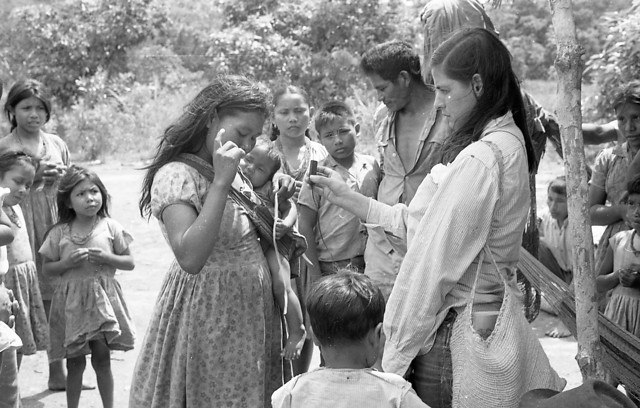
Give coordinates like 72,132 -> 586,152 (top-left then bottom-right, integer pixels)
273,174 -> 296,200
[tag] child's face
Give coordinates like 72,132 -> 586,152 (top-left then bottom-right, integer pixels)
547,190 -> 568,221
11,96 -> 47,134
0,163 -> 35,207
627,193 -> 640,232
240,145 -> 277,189
68,179 -> 103,219
273,93 -> 311,140
318,118 -> 358,163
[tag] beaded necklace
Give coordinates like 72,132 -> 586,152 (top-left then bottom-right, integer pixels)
3,206 -> 21,228
69,217 -> 99,246
14,131 -> 46,158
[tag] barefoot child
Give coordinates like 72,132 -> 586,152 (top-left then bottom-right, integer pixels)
239,137 -> 306,360
39,165 -> 135,408
0,152 -> 49,370
538,176 -> 574,338
298,101 -> 380,279
597,176 -> 640,404
272,271 -> 428,407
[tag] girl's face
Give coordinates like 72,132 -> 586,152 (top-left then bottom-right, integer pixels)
273,93 -> 311,140
616,102 -> 640,150
11,96 -> 48,134
68,179 -> 103,219
206,111 -> 265,158
432,66 -> 478,131
0,163 -> 35,207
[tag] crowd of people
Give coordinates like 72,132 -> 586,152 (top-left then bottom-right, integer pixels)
0,0 -> 639,407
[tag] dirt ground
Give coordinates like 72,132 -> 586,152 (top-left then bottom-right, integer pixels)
17,151 -> 585,407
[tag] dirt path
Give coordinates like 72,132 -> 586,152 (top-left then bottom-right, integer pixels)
17,157 -> 583,407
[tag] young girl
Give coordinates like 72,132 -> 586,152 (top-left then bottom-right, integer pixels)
239,137 -> 306,360
0,152 -> 49,370
271,85 -> 327,374
597,177 -> 640,404
39,165 -> 135,408
0,79 -> 70,390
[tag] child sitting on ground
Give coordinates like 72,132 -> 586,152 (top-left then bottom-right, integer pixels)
298,101 -> 380,279
239,137 -> 306,360
596,176 -> 640,405
271,271 -> 428,407
538,176 -> 574,338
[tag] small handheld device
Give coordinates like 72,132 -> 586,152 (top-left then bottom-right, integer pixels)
309,160 -> 318,176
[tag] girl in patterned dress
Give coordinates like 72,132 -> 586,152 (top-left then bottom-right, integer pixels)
0,151 -> 49,370
39,165 -> 135,408
131,75 -> 294,408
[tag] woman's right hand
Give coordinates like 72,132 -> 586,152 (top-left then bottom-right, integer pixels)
211,129 -> 245,188
308,166 -> 352,205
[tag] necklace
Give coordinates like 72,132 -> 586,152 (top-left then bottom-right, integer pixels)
628,230 -> 640,257
3,206 -> 21,228
14,131 -> 45,158
69,217 -> 99,245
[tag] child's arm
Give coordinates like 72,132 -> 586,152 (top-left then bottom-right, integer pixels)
0,210 -> 14,246
274,199 -> 297,240
595,246 -> 620,293
42,249 -> 89,277
87,247 -> 135,271
298,205 -> 321,282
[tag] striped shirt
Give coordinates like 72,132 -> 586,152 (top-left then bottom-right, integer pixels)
366,113 -> 530,375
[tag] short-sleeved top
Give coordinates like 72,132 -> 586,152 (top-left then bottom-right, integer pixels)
590,142 -> 633,206
539,210 -> 573,271
39,218 -> 133,281
298,153 -> 381,262
276,138 -> 328,182
608,230 -> 640,301
271,367 -> 428,408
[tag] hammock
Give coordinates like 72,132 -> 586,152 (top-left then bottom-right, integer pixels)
518,249 -> 640,399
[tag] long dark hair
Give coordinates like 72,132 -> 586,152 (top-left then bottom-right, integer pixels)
56,165 -> 110,225
139,75 -> 270,218
269,84 -> 311,141
431,28 -> 537,172
4,79 -> 53,131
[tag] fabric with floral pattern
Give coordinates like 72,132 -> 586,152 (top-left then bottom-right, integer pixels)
129,157 -> 284,408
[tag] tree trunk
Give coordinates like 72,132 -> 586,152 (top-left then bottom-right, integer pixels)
548,0 -> 605,381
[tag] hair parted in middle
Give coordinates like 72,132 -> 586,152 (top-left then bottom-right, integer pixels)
56,165 -> 110,225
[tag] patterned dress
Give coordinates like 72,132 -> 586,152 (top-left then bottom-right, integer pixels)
129,157 -> 283,408
605,230 -> 640,337
3,205 -> 48,355
39,217 -> 135,360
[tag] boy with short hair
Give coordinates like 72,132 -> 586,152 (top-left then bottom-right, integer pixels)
271,272 -> 429,408
298,101 -> 381,279
538,176 -> 574,338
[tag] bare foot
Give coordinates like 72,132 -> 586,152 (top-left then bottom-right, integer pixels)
282,329 -> 306,361
545,322 -> 572,338
48,380 -> 97,392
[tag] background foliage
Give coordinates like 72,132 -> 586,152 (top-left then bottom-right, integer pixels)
0,0 -> 637,160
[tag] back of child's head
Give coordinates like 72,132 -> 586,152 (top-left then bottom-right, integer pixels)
57,165 -> 110,224
0,151 -> 39,179
360,40 -> 422,83
548,176 -> 567,197
4,79 -> 52,131
314,100 -> 357,135
627,176 -> 640,197
306,271 -> 385,347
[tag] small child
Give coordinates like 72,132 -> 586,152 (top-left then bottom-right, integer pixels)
271,271 -> 429,407
239,137 -> 306,360
298,101 -> 380,278
39,165 -> 135,408
538,176 -> 573,338
0,152 -> 49,368
597,177 -> 640,404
